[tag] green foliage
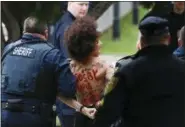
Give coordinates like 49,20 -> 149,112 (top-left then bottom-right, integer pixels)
5,1 -> 62,24
139,1 -> 172,13
31,2 -> 62,23
139,1 -> 154,9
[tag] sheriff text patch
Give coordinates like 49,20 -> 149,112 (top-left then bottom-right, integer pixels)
12,47 -> 35,58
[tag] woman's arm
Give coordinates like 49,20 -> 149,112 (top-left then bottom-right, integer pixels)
57,95 -> 96,119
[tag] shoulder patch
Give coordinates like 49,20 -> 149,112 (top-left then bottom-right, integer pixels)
117,55 -> 134,62
98,75 -> 119,107
104,76 -> 119,96
116,55 -> 134,68
103,66 -> 120,96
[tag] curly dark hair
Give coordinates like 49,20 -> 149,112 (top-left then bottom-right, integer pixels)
64,15 -> 101,62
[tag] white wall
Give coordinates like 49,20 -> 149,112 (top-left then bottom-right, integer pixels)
97,2 -> 132,32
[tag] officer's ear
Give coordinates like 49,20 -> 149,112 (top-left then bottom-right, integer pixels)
68,2 -> 72,7
44,29 -> 48,40
139,36 -> 146,49
136,40 -> 141,50
136,32 -> 142,50
164,34 -> 171,45
178,39 -> 183,47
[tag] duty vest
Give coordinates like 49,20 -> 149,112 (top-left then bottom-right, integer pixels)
1,39 -> 56,103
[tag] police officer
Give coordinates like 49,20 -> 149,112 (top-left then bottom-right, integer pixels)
53,1 -> 89,56
173,26 -> 185,60
166,2 -> 185,53
140,2 -> 185,53
1,16 -> 95,127
53,2 -> 89,127
93,16 -> 185,127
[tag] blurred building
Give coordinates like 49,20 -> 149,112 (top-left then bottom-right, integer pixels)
97,2 -> 132,32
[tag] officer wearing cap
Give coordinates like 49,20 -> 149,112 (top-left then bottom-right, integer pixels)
53,2 -> 90,127
140,2 -> 185,53
93,16 -> 185,127
1,16 -> 95,127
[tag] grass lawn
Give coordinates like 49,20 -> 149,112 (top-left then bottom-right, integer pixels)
56,116 -> 61,127
100,7 -> 148,55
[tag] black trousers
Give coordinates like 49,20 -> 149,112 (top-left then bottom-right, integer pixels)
74,112 -> 94,127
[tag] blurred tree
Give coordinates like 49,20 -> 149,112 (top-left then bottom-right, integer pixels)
139,1 -> 154,9
132,2 -> 139,25
1,1 -> 114,46
140,1 -> 172,10
139,1 -> 172,21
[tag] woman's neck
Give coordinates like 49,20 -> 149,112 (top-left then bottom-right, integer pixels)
75,56 -> 96,66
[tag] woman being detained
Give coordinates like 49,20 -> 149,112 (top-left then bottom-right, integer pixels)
64,15 -> 114,127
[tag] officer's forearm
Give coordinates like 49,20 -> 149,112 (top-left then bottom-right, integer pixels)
57,95 -> 82,112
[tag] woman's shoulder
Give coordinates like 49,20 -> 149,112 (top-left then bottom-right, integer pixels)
93,57 -> 109,67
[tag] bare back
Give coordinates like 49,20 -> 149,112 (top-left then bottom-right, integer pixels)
70,57 -> 114,106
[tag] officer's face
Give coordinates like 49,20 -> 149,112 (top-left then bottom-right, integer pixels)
69,2 -> 89,18
174,2 -> 185,12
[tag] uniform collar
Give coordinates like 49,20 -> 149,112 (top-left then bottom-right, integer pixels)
66,11 -> 76,21
22,33 -> 46,42
135,44 -> 171,57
